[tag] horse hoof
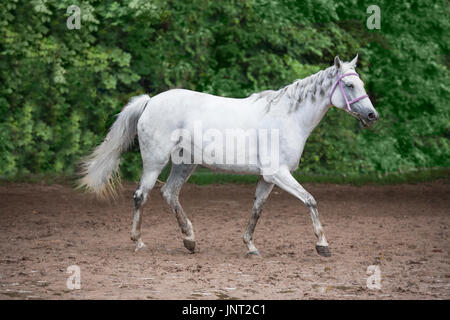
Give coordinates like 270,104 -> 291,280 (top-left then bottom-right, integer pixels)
315,245 -> 331,257
183,239 -> 196,253
135,240 -> 147,252
245,250 -> 261,258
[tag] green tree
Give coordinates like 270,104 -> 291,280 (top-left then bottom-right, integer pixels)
0,0 -> 448,180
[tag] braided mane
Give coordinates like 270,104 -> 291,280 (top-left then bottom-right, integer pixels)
252,65 -> 338,112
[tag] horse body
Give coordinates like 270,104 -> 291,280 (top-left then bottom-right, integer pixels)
139,89 -> 265,173
139,86 -> 319,175
80,55 -> 378,256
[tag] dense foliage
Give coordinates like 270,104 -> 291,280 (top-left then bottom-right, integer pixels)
1,0 -> 448,180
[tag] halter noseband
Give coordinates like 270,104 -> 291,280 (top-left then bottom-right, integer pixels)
330,72 -> 369,112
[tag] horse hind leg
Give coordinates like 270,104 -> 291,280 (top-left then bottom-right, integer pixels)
131,121 -> 179,251
161,164 -> 197,253
131,169 -> 161,251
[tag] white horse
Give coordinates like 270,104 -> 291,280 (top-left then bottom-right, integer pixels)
80,55 -> 378,257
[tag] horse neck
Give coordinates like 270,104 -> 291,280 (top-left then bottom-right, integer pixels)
294,91 -> 332,135
290,67 -> 336,134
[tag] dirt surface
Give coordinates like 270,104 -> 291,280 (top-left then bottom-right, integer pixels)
0,181 -> 449,300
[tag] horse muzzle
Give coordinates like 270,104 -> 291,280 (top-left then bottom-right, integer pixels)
357,109 -> 379,128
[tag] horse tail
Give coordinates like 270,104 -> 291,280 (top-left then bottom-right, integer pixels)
78,94 -> 150,198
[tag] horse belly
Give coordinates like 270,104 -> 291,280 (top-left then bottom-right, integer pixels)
201,163 -> 261,175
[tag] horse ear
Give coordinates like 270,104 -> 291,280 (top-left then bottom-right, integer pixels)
334,56 -> 342,69
350,54 -> 358,68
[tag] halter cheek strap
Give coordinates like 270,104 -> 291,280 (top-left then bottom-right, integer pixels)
330,72 -> 369,112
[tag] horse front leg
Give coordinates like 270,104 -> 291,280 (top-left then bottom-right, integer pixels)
243,178 -> 274,256
264,167 -> 330,257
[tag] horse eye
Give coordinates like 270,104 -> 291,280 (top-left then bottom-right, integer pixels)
346,83 -> 353,88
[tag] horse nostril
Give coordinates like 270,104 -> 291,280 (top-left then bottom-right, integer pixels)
368,113 -> 376,121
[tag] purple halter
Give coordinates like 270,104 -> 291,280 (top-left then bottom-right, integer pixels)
330,72 -> 369,112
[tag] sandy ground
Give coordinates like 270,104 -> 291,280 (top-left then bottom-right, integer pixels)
0,181 -> 449,300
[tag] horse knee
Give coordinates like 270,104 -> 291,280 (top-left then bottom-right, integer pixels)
305,195 -> 317,209
253,197 -> 266,212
